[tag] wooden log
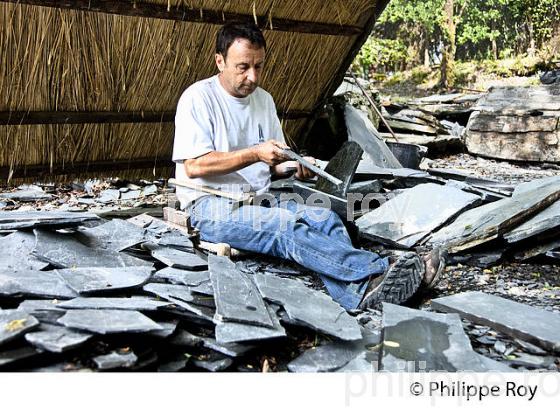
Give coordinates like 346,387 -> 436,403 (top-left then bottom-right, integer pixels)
465,130 -> 560,163
0,0 -> 361,36
468,112 -> 559,133
0,109 -> 311,125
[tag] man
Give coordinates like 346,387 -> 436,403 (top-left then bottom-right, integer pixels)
172,23 -> 443,310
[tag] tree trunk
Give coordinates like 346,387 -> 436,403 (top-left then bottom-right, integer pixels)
440,0 -> 456,89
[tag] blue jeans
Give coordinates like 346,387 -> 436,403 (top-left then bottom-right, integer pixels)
188,195 -> 389,309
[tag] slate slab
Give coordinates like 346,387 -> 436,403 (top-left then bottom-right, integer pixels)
0,210 -> 98,230
33,229 -> 153,269
381,303 -> 487,372
0,310 -> 40,346
24,324 -> 92,353
210,255 -> 273,328
170,329 -> 253,358
152,268 -> 211,288
475,354 -> 518,372
157,231 -> 194,249
356,183 -> 480,248
143,283 -> 215,308
336,352 -> 377,373
288,329 -> 380,372
192,353 -> 233,372
96,189 -> 120,204
151,247 -> 208,271
315,141 -> 363,197
428,178 -> 560,252
431,291 -> 560,354
93,351 -> 138,370
0,346 -> 41,369
504,200 -> 560,243
57,296 -> 172,311
345,104 -> 402,169
56,266 -> 153,295
17,299 -> 66,324
57,309 -> 163,334
0,269 -> 77,299
76,219 -> 148,251
254,274 -> 362,341
0,189 -> 53,202
214,303 -> 286,344
0,231 -> 49,271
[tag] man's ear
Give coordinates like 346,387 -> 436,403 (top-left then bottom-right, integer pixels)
215,53 -> 225,72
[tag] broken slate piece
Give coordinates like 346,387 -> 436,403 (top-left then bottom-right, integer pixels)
143,283 -> 214,308
504,200 -> 560,243
431,291 -> 560,354
288,329 -> 380,372
0,269 -> 77,299
315,141 -> 364,197
58,309 -> 162,334
143,185 -> 158,196
210,255 -> 273,328
428,178 -> 560,252
17,299 -> 66,324
336,352 -> 377,373
0,189 -> 53,202
152,268 -> 210,288
148,320 -> 179,339
192,352 -> 233,372
170,329 -> 253,358
151,247 -> 208,271
0,346 -> 41,369
57,296 -> 172,311
93,351 -> 138,370
0,231 -> 49,271
96,189 -> 120,204
0,210 -> 99,230
254,274 -> 362,341
76,219 -> 148,251
56,266 -> 153,295
24,324 -> 92,353
475,354 -> 517,372
215,303 -> 286,344
356,183 -> 480,248
0,310 -> 40,346
381,303 -> 487,372
33,229 -> 153,269
157,231 -> 194,249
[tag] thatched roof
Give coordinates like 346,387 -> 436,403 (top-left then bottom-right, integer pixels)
0,0 -> 389,183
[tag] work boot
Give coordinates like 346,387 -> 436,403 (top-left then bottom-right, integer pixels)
358,252 -> 424,310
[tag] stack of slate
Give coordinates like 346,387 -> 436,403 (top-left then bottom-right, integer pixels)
0,209 -> 382,372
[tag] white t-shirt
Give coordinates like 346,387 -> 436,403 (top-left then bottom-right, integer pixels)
172,75 -> 285,209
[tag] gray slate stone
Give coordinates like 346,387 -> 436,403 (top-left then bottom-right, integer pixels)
215,303 -> 286,344
33,229 -> 153,269
77,219 -> 148,251
17,299 -> 66,324
0,231 -> 49,271
429,178 -> 560,252
315,141 -> 363,197
143,185 -> 158,196
120,190 -> 141,201
56,266 -> 153,295
475,354 -> 517,372
288,329 -> 380,372
0,346 -> 41,368
345,105 -> 402,169
504,200 -> 560,243
143,283 -> 214,308
192,353 -> 233,372
24,324 -> 92,353
254,274 -> 362,341
157,231 -> 194,249
381,303 -> 487,372
96,189 -> 120,204
0,269 -> 77,299
0,210 -> 98,230
356,183 -> 479,248
170,329 -> 253,358
210,255 -> 273,328
431,291 -> 560,354
93,351 -> 138,370
57,309 -> 163,334
336,352 -> 377,373
152,268 -> 210,287
57,296 -> 172,311
151,247 -> 208,271
0,189 -> 53,202
0,310 -> 40,346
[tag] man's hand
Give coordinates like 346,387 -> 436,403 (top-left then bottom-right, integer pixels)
252,140 -> 290,166
295,156 -> 317,181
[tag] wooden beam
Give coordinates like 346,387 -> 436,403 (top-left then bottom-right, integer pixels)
1,157 -> 172,180
1,0 -> 362,36
0,109 -> 311,125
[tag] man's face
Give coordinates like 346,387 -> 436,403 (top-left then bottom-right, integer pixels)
216,38 -> 265,98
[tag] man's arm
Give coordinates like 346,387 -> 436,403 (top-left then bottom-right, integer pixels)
184,140 -> 289,178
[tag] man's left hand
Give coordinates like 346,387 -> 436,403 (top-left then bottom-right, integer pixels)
295,156 -> 317,181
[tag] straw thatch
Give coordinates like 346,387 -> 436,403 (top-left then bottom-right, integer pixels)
0,0 -> 388,183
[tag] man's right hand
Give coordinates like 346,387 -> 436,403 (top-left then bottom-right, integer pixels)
252,140 -> 290,166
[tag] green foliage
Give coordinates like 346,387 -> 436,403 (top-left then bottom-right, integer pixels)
352,37 -> 408,76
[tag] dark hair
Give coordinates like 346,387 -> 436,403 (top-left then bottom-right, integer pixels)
216,22 -> 266,60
